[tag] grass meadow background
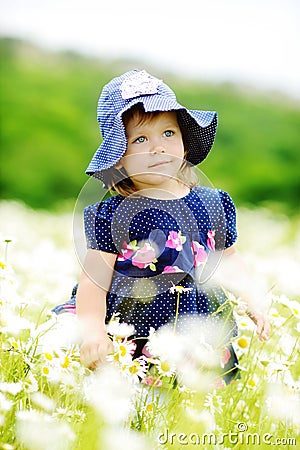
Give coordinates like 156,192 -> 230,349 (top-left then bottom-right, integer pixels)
0,37 -> 300,449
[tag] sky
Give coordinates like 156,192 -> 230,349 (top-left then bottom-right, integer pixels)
1,0 -> 299,99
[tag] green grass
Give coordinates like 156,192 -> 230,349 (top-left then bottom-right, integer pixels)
1,38 -> 300,214
0,201 -> 299,449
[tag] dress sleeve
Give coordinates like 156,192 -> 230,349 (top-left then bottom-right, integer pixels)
215,189 -> 238,250
84,202 -> 119,254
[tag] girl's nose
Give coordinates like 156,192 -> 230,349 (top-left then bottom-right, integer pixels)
150,142 -> 166,155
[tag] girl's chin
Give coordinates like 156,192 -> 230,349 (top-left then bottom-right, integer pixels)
132,173 -> 180,187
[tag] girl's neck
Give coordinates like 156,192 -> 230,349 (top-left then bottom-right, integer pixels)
134,183 -> 191,200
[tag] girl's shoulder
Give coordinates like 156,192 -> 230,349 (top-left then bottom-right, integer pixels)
84,194 -> 124,222
192,186 -> 235,207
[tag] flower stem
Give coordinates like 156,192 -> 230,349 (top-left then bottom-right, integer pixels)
4,239 -> 12,263
173,291 -> 180,333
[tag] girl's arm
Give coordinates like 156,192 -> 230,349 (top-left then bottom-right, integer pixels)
76,249 -> 117,368
216,246 -> 270,341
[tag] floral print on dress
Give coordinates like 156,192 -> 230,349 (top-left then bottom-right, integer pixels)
162,265 -> 183,274
207,230 -> 216,252
191,241 -> 208,267
132,243 -> 158,271
116,230 -> 215,273
165,230 -> 186,251
117,240 -> 139,261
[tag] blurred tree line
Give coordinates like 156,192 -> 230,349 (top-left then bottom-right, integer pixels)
1,38 -> 299,214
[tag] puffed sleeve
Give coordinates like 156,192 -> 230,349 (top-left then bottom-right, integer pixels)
215,189 -> 238,250
84,201 -> 119,254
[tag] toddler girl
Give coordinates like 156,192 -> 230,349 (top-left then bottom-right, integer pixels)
53,70 -> 270,381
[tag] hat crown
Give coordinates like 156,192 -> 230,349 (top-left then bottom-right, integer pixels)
97,70 -> 176,138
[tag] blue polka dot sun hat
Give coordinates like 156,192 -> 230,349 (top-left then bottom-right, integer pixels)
86,70 -> 218,178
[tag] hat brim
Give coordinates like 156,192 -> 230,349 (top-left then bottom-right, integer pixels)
177,109 -> 218,166
86,96 -> 217,178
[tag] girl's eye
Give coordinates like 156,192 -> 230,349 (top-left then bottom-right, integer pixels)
164,130 -> 174,137
134,136 -> 146,143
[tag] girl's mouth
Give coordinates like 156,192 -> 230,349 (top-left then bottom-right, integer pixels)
149,160 -> 171,169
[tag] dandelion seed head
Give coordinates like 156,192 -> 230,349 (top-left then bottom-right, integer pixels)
0,392 -> 13,411
16,410 -> 75,450
146,326 -> 186,363
264,384 -> 300,425
22,372 -> 39,394
100,427 -> 152,450
106,317 -> 135,338
179,363 -> 215,391
2,442 -> 15,449
31,392 -> 55,413
278,333 -> 298,356
177,315 -> 231,351
37,313 -> 81,351
0,381 -> 23,396
83,365 -> 134,424
1,311 -> 34,335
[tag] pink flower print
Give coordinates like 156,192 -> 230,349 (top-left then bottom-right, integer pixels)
165,230 -> 186,251
162,266 -> 184,274
207,230 -> 215,252
132,243 -> 157,270
221,347 -> 231,368
191,241 -> 208,267
117,240 -> 138,261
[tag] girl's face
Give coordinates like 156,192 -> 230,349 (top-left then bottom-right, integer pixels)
118,111 -> 185,192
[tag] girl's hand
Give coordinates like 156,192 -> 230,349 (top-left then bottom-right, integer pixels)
246,310 -> 271,341
80,332 -> 114,369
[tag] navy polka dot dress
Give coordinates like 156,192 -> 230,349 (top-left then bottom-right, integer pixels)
53,186 -> 240,381
54,187 -> 238,329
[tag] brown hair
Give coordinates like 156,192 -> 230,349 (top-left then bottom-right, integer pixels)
103,103 -> 198,196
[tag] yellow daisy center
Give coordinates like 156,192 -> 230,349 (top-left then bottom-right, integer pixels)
61,356 -> 71,368
119,345 -> 127,357
129,364 -> 139,375
160,361 -> 171,372
237,337 -> 248,349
